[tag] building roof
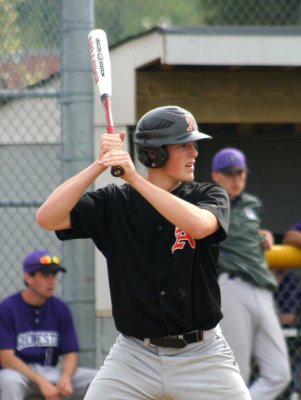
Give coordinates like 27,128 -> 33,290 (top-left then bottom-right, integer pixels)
107,26 -> 301,126
112,25 -> 301,67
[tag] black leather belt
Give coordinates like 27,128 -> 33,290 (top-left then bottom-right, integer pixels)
144,330 -> 204,349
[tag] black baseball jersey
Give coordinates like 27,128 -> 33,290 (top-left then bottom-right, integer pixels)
56,181 -> 230,339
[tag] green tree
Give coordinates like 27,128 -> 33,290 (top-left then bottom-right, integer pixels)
15,0 -> 61,50
0,0 -> 61,58
95,0 -> 301,46
95,0 -> 206,45
0,0 -> 23,57
205,0 -> 300,26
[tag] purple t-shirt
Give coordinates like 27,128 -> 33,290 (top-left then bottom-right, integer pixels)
0,292 -> 79,366
290,220 -> 301,232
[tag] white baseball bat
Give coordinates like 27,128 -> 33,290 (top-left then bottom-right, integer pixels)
88,29 -> 124,177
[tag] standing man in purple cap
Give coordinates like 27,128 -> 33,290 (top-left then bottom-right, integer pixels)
211,147 -> 291,399
0,249 -> 97,400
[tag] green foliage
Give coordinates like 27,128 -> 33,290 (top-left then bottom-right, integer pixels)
1,0 -> 300,58
205,0 -> 301,26
0,0 -> 61,89
95,0 -> 207,45
0,0 -> 22,57
95,0 -> 301,46
0,0 -> 61,58
15,0 -> 61,50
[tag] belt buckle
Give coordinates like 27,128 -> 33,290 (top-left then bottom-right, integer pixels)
196,330 -> 203,341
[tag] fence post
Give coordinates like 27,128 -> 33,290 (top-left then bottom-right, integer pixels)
61,0 -> 96,367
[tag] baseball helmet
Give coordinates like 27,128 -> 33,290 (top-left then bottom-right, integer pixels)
134,106 -> 212,168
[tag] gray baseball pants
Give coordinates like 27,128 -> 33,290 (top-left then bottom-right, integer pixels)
218,272 -> 291,399
84,326 -> 251,400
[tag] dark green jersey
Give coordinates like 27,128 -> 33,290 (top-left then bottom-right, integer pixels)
218,192 -> 277,291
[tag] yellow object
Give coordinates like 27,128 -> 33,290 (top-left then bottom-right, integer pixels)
266,245 -> 301,268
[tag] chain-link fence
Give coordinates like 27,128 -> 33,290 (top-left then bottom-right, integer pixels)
95,0 -> 301,45
273,268 -> 301,399
0,0 -> 62,297
1,0 -> 301,396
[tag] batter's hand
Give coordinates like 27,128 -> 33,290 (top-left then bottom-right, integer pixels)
98,132 -> 125,163
259,229 -> 274,250
99,149 -> 137,182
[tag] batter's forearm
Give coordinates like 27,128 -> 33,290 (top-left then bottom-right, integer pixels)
130,174 -> 219,239
36,162 -> 106,231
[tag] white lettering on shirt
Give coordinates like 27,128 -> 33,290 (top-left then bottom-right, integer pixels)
17,331 -> 59,351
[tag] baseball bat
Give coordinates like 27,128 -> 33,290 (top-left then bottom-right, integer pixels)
88,29 -> 124,177
266,245 -> 301,268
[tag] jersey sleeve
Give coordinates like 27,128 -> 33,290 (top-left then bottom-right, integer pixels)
55,186 -> 112,252
195,184 -> 230,243
0,302 -> 17,350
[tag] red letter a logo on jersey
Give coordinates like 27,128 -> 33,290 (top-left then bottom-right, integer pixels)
171,227 -> 196,253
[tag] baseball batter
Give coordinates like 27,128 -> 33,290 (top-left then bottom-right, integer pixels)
36,106 -> 251,399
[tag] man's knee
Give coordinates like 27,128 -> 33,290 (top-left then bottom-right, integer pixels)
0,368 -> 27,386
72,367 -> 98,392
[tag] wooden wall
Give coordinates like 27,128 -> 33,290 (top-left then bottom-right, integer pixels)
136,67 -> 301,123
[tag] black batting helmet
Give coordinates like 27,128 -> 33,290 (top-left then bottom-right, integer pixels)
134,106 -> 212,168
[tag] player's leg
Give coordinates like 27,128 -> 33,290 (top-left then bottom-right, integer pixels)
165,331 -> 251,400
249,287 -> 291,400
218,273 -> 255,382
83,334 -> 164,400
0,368 -> 39,399
71,367 -> 98,397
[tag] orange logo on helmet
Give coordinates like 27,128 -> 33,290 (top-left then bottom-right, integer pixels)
186,114 -> 196,132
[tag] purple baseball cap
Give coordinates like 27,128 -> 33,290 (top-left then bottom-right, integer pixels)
23,250 -> 66,274
212,147 -> 248,174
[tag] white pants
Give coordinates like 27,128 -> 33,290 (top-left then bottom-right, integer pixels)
218,273 -> 291,400
0,364 -> 97,400
84,327 -> 251,400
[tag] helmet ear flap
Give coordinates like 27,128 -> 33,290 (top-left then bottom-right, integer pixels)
137,145 -> 168,168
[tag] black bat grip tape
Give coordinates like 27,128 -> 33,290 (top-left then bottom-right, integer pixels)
111,166 -> 124,177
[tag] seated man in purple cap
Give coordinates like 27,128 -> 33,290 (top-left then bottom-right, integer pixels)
211,148 -> 291,400
0,249 -> 97,400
